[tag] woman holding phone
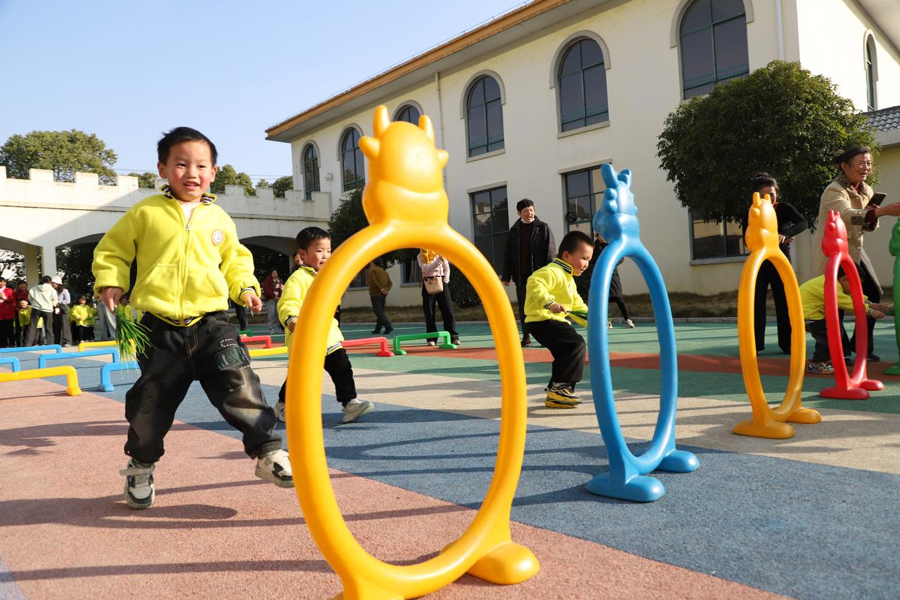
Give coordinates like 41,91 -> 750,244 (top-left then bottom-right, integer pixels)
811,146 -> 900,361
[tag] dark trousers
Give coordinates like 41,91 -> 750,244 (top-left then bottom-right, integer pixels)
370,295 -> 391,329
422,285 -> 458,341
806,318 -> 850,363
0,319 -> 14,347
124,312 -> 282,463
13,317 -> 24,346
515,282 -> 530,338
278,347 -> 357,406
24,309 -> 53,346
528,319 -> 586,387
72,324 -> 91,344
754,260 -> 791,353
850,262 -> 880,356
234,304 -> 249,330
610,297 -> 630,321
54,309 -> 72,345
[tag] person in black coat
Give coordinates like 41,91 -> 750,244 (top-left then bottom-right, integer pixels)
502,199 -> 556,346
590,235 -> 634,328
741,173 -> 808,354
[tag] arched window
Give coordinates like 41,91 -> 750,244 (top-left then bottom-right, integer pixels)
679,0 -> 749,99
866,35 -> 878,111
302,144 -> 320,200
396,104 -> 421,124
466,75 -> 504,157
340,128 -> 365,192
557,38 -> 609,132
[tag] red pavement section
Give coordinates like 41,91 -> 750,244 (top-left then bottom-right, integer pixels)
0,380 -> 785,599
392,346 -> 900,379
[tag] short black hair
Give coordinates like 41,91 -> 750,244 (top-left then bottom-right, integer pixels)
833,146 -> 871,167
0,278 -> 5,284
41,275 -> 52,284
296,226 -> 331,251
158,127 -> 218,165
557,231 -> 593,257
516,199 -> 535,213
751,172 -> 780,196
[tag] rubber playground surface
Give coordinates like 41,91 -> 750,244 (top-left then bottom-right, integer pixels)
2,321 -> 899,599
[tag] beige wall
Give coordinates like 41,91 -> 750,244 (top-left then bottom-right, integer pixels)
285,0 -> 900,309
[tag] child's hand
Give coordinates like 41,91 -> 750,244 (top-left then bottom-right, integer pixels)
550,303 -> 566,314
101,287 -> 123,312
288,321 -> 296,332
871,303 -> 891,314
871,309 -> 886,320
242,291 -> 264,314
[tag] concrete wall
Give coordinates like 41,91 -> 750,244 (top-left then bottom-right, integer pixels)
0,166 -> 328,281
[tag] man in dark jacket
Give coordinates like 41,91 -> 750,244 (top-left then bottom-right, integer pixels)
502,198 -> 556,346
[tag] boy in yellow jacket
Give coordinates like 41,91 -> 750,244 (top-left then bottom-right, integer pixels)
93,127 -> 292,509
525,231 -> 593,408
800,269 -> 888,374
277,227 -> 374,424
69,295 -> 93,344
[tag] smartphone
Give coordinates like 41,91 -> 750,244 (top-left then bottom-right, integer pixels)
871,192 -> 887,206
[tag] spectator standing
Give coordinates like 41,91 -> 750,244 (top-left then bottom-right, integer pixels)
501,199 -> 556,346
367,259 -> 393,335
51,276 -> 73,346
24,276 -> 57,346
12,281 -> 29,346
418,249 -> 460,346
0,278 -> 15,347
262,270 -> 284,334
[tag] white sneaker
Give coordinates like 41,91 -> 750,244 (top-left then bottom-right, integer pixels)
273,400 -> 286,422
255,449 -> 294,488
120,459 -> 155,509
342,399 -> 375,423
608,320 -> 613,329
427,340 -> 436,347
625,319 -> 635,329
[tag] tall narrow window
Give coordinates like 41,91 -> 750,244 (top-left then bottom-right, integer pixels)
302,144 -> 320,200
340,128 -> 365,192
471,186 -> 509,273
562,166 -> 606,236
866,36 -> 878,111
557,38 -> 609,132
396,104 -> 421,124
466,76 -> 504,157
680,0 -> 749,99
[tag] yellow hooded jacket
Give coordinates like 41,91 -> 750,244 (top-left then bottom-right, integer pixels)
69,304 -> 93,327
524,258 -> 588,324
278,265 -> 343,356
799,274 -> 871,321
92,193 -> 260,325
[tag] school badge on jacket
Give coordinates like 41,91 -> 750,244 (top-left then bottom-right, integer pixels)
211,229 -> 224,245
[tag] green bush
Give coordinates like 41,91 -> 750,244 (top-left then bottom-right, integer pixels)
449,268 -> 482,308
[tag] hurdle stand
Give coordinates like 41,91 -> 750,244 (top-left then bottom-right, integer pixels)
0,345 -> 62,356
0,356 -> 21,372
240,335 -> 273,348
78,340 -> 115,352
342,336 -> 394,357
392,331 -> 456,355
249,346 -> 287,358
98,361 -> 140,392
0,366 -> 81,396
39,348 -> 121,369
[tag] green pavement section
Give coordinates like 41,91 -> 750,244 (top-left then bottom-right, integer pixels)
336,322 -> 900,416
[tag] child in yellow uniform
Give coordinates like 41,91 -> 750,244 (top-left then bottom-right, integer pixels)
525,231 -> 593,408
69,295 -> 94,344
277,227 -> 374,424
800,270 -> 889,374
93,127 -> 292,509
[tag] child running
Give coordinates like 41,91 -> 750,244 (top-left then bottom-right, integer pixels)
93,127 -> 293,509
800,269 -> 888,373
276,227 -> 374,424
525,230 -> 593,408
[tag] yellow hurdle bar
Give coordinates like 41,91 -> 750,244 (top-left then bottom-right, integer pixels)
0,366 -> 82,396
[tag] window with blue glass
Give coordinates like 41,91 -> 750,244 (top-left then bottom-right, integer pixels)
396,104 -> 421,124
562,166 -> 606,236
302,144 -> 319,200
680,0 -> 749,99
466,76 -> 504,157
340,128 -> 365,192
557,39 -> 609,132
471,186 -> 509,273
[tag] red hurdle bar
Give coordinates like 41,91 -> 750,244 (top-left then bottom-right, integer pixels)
341,337 -> 394,357
240,335 -> 273,348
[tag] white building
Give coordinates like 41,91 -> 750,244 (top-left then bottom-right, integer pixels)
266,0 -> 900,308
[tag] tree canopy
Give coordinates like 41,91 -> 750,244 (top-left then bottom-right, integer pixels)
127,171 -> 157,189
656,60 -> 879,229
210,164 -> 256,196
0,129 -> 118,183
271,175 -> 293,198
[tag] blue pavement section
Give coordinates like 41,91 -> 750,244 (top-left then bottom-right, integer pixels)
94,379 -> 900,600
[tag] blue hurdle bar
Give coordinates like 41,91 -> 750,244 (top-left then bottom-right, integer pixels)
0,345 -> 63,356
98,361 -> 140,392
39,348 -> 121,369
0,356 -> 21,372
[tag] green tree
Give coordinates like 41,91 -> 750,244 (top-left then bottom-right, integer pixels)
0,129 -> 118,183
328,187 -> 415,266
210,164 -> 256,196
57,242 -> 99,298
256,178 -> 270,189
656,60 -> 879,229
127,171 -> 157,189
271,175 -> 293,198
0,250 -> 25,282
245,244 -> 290,283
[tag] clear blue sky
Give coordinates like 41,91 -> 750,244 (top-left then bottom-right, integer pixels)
0,0 -> 523,183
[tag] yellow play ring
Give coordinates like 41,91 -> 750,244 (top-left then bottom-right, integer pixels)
285,107 -> 538,600
734,193 -> 821,439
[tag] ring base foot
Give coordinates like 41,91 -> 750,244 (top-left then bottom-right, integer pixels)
467,541 -> 540,585
733,419 -> 795,439
586,473 -> 665,502
657,450 -> 699,473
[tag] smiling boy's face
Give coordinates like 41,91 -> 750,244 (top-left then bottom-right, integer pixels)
158,140 -> 218,202
298,238 -> 332,272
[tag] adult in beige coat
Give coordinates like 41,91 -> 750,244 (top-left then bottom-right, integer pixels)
811,146 -> 900,360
